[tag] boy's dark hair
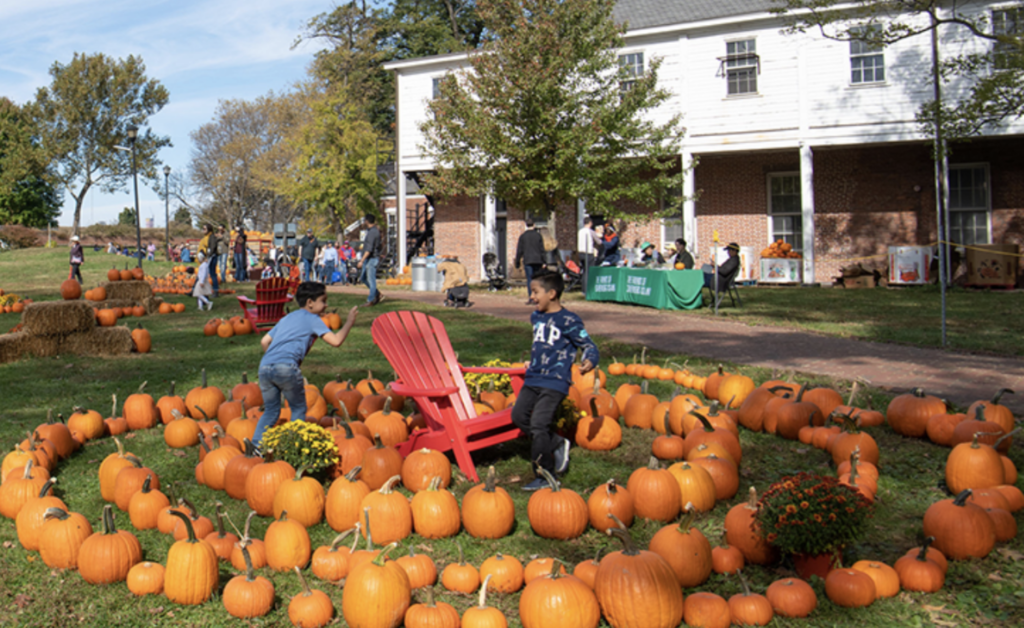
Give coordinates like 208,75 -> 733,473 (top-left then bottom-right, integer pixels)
364,213 -> 376,225
532,270 -> 564,298
675,238 -> 687,250
295,281 -> 326,307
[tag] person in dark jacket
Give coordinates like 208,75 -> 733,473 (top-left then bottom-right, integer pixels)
203,225 -> 221,297
703,242 -> 741,293
515,219 -> 545,304
69,235 -> 84,283
672,238 -> 695,269
600,224 -> 621,266
233,228 -> 248,282
298,229 -> 319,282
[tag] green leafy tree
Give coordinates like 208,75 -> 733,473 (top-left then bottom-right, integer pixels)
419,0 -> 686,219
173,206 -> 193,226
118,206 -> 137,226
29,53 -> 170,236
772,1 -> 1024,140
0,98 -> 60,227
268,81 -> 384,237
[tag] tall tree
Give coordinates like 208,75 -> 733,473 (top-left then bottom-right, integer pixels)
266,81 -> 384,238
420,0 -> 685,218
772,1 -> 1024,140
188,93 -> 301,230
29,53 -> 170,235
117,207 -> 137,226
172,206 -> 193,227
0,98 -> 60,227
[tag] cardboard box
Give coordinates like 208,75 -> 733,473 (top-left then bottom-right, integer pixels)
966,244 -> 1019,287
841,276 -> 876,289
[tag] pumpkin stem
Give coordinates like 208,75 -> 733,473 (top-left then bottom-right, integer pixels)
241,546 -> 256,582
646,455 -> 661,470
641,380 -> 649,395
181,497 -> 200,520
588,397 -> 600,418
113,436 -> 125,457
847,381 -> 860,407
371,542 -> 398,567
43,507 -> 71,521
294,465 -> 309,481
124,454 -> 144,469
676,503 -> 697,532
37,477 -> 57,498
794,383 -> 808,402
547,557 -> 566,579
168,381 -> 177,397
952,489 -> 973,507
745,487 -> 759,510
198,434 -> 211,453
140,474 -> 153,494
455,541 -> 465,565
362,507 -> 374,549
294,566 -> 314,597
534,466 -> 560,492
168,509 -> 199,543
201,368 -> 208,389
101,504 -> 119,535
606,479 -> 618,495
640,346 -> 647,365
992,388 -> 1014,405
483,466 -> 498,493
136,381 -> 148,395
214,502 -> 227,539
111,394 -> 118,419
194,405 -> 212,421
916,536 -> 936,562
736,568 -> 753,596
351,523 -> 363,552
994,428 -> 1021,449
379,475 -> 401,494
329,529 -> 357,552
372,434 -> 385,448
688,410 -> 714,432
424,586 -> 439,608
605,525 -> 641,556
477,574 -> 494,609
345,466 -> 363,482
339,403 -> 352,422
427,476 -> 443,492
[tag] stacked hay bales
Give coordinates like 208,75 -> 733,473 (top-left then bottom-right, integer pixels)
93,280 -> 163,313
0,300 -> 134,363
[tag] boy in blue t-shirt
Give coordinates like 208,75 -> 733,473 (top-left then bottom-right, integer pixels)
512,271 -> 599,491
252,282 -> 358,448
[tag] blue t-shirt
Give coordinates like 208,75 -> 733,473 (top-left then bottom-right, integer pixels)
260,309 -> 330,368
524,308 -> 600,395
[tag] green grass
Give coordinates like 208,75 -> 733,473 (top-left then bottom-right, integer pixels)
0,247 -> 1021,627
478,279 -> 1024,356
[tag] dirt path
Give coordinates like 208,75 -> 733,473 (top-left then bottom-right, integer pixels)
330,285 -> 1024,413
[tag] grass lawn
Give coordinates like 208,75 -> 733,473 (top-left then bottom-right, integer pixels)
0,247 -> 1021,627
484,279 -> 1024,356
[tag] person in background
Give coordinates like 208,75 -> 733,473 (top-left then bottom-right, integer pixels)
199,225 -> 220,297
216,226 -> 230,286
514,218 -> 545,304
298,228 -> 319,282
638,241 -> 666,266
146,241 -> 156,261
672,238 -> 695,269
321,241 -> 339,286
313,245 -> 325,283
356,214 -> 382,306
69,235 -> 84,283
198,224 -> 212,256
339,240 -> 355,283
191,252 -> 214,310
106,241 -> 117,254
180,245 -> 192,263
233,227 -> 248,282
702,242 -> 741,294
577,217 -> 599,296
601,224 -> 621,266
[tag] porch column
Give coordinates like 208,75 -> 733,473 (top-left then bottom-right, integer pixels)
682,148 -> 697,256
800,143 -> 816,284
397,171 -> 408,267
481,195 -> 497,278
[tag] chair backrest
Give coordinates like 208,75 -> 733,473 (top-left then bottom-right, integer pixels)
255,277 -> 291,301
371,311 -> 476,428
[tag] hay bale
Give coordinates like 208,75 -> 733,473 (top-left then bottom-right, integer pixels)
102,280 -> 153,302
21,333 -> 62,358
0,332 -> 28,364
94,299 -> 137,311
143,296 -> 164,314
60,327 -> 134,356
22,301 -> 95,336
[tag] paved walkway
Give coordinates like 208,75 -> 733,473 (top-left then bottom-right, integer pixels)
330,285 -> 1024,413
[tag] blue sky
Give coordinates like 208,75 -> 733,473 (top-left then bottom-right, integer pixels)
0,0 -> 333,227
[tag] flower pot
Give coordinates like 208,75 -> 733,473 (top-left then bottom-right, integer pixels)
792,549 -> 842,579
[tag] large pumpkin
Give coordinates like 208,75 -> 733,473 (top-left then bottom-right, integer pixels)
594,526 -> 684,628
886,388 -> 946,438
77,505 -> 142,584
519,559 -> 600,628
627,457 -> 682,523
922,489 -> 996,560
461,466 -> 515,539
648,508 -> 713,587
164,510 -> 219,605
527,468 -> 588,540
725,487 -> 778,565
342,543 -> 411,628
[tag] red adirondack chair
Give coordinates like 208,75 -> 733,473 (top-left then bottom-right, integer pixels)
237,277 -> 298,332
371,310 -> 526,482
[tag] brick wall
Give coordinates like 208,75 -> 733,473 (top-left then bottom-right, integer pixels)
434,195 -> 481,279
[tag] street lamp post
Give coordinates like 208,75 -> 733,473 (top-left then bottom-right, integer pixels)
127,126 -> 142,269
163,165 -> 171,260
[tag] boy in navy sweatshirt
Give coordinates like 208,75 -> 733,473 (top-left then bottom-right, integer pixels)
513,271 -> 599,491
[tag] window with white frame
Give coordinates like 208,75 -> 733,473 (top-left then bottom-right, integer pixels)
432,77 -> 442,99
850,28 -> 885,83
768,173 -> 802,251
618,52 -> 644,92
948,164 -> 990,246
992,7 -> 1023,70
661,189 -> 684,244
723,39 -> 758,95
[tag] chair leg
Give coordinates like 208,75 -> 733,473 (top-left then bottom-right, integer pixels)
448,436 -> 482,483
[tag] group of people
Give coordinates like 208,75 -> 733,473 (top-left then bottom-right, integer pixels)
294,230 -> 359,286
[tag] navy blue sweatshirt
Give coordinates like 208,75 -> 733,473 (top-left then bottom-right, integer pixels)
524,308 -> 600,395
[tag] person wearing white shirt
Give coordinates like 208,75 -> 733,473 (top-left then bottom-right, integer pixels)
577,217 -> 600,296
321,242 -> 340,285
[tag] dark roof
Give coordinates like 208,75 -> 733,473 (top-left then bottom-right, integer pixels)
613,0 -> 781,31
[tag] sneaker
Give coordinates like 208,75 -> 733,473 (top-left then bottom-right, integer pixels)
521,477 -> 550,492
374,293 -> 386,306
553,435 -> 571,474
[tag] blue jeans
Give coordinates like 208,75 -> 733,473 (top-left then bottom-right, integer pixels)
302,258 -> 314,282
360,257 -> 379,303
208,254 -> 220,295
253,363 -> 307,447
524,263 -> 543,289
234,252 -> 247,281
322,261 -> 335,285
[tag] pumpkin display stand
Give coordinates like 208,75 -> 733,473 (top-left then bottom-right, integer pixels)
89,280 -> 164,315
0,301 -> 133,363
792,549 -> 842,580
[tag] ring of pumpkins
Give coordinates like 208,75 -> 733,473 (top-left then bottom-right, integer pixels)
0,355 -> 1020,627
150,267 -> 236,296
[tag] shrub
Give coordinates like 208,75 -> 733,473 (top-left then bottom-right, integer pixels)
0,224 -> 41,249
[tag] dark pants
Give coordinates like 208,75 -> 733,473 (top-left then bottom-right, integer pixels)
580,253 -> 596,296
511,385 -> 566,475
234,252 -> 247,282
322,261 -> 335,285
524,263 -> 543,289
70,264 -> 83,283
208,254 -> 220,295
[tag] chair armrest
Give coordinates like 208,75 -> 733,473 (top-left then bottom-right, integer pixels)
461,366 -> 527,376
237,296 -> 256,305
389,381 -> 460,398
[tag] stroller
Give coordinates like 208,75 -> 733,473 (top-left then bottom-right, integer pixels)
557,256 -> 584,293
482,252 -> 508,291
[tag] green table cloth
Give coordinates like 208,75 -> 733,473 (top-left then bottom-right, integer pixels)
586,267 -> 704,310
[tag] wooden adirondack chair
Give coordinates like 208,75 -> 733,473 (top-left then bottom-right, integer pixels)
371,310 -> 526,482
237,277 -> 298,331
